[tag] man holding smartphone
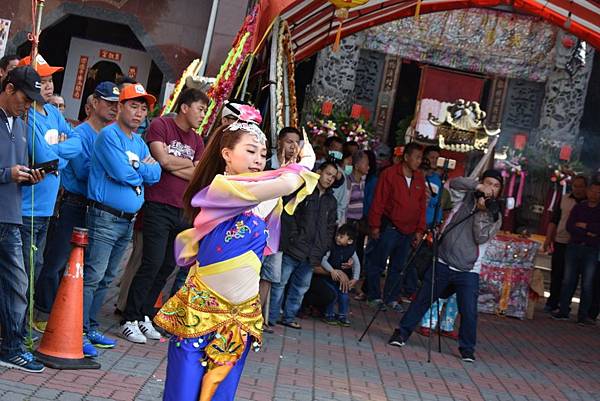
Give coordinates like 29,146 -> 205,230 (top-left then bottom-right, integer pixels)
0,66 -> 46,372
17,55 -> 81,317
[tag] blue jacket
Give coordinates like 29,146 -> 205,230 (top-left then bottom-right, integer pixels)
87,123 -> 161,213
22,104 -> 82,217
62,122 -> 97,196
425,172 -> 443,226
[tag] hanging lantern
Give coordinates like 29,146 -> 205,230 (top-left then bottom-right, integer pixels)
559,144 -> 572,161
360,107 -> 371,121
328,1 -> 370,52
562,36 -> 575,49
350,103 -> 362,119
321,100 -> 334,116
513,133 -> 527,151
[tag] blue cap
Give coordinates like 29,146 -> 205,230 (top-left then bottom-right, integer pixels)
94,81 -> 119,102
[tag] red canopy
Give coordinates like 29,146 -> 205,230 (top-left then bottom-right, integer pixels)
254,0 -> 600,60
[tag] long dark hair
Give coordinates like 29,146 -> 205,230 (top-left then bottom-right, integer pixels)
183,124 -> 246,221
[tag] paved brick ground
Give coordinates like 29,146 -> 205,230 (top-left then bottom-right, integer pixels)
1,289 -> 599,401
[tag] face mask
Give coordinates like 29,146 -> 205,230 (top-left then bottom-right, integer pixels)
328,150 -> 343,160
344,165 -> 353,175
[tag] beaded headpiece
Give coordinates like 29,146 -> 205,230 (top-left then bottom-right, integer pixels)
225,104 -> 266,145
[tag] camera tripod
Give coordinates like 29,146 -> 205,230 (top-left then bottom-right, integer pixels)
358,168 -> 479,362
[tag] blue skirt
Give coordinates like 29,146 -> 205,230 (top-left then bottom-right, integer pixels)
163,334 -> 251,401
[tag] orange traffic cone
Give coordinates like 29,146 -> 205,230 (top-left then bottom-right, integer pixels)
35,228 -> 100,369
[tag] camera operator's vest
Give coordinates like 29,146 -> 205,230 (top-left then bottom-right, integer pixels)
555,195 -> 578,244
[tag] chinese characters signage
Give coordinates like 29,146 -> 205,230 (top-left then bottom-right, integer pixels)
99,49 -> 122,61
72,56 -> 88,100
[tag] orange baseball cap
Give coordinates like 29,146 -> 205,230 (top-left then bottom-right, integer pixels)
18,54 -> 64,77
119,83 -> 156,109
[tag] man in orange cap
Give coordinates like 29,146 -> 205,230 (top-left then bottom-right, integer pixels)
82,83 -> 161,353
17,54 -> 81,344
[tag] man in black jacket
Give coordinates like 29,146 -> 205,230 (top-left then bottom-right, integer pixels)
269,161 -> 338,329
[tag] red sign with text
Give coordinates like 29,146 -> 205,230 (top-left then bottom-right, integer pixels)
72,56 -> 88,100
99,49 -> 122,61
128,66 -> 138,79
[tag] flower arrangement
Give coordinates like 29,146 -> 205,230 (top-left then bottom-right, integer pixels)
275,21 -> 298,131
197,7 -> 258,136
303,97 -> 376,148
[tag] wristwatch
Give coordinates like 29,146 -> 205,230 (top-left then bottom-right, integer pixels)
132,160 -> 140,170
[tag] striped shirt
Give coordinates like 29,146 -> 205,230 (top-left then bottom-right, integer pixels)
346,173 -> 366,220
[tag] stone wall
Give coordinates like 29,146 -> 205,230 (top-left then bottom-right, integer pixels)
307,33 -> 365,112
530,31 -> 595,157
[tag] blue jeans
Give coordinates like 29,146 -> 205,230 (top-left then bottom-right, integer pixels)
365,226 -> 414,303
559,244 -> 599,320
268,254 -> 313,324
0,224 -> 28,355
35,197 -> 87,314
323,277 -> 350,319
83,207 -> 133,332
399,262 -> 479,354
20,216 -> 50,287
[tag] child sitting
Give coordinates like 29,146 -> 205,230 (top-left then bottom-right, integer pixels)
321,224 -> 361,326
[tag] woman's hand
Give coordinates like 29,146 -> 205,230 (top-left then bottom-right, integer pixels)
298,128 -> 316,170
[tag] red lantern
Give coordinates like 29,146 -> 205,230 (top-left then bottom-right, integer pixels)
513,133 -> 527,151
350,103 -> 362,119
321,101 -> 333,116
562,36 -> 575,49
360,108 -> 371,121
559,144 -> 572,161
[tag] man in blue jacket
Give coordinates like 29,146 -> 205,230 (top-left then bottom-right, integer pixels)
0,66 -> 46,372
33,82 -> 119,340
82,83 -> 161,355
17,55 -> 81,338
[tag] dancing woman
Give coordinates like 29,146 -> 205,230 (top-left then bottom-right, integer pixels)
154,105 -> 317,401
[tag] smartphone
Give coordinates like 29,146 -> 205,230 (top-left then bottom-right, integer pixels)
31,159 -> 59,175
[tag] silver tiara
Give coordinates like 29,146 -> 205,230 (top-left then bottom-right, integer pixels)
227,121 -> 267,145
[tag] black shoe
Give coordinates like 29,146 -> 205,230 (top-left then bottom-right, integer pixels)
577,318 -> 597,327
551,312 -> 569,321
388,329 -> 406,347
460,350 -> 476,363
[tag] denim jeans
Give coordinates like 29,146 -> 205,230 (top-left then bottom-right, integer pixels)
83,206 -> 133,332
323,277 -> 350,319
559,244 -> 599,320
365,226 -> 414,303
122,202 -> 188,322
0,224 -> 28,355
35,197 -> 87,314
269,254 -> 314,324
20,216 -> 50,287
399,262 -> 480,354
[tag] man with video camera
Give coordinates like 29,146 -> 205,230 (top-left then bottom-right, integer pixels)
388,169 -> 504,363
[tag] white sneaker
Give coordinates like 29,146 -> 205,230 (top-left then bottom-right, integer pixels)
119,321 -> 147,344
138,316 -> 162,340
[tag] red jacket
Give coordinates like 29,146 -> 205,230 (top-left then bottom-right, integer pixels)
368,163 -> 427,234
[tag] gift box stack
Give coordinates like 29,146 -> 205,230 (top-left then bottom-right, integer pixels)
477,235 -> 540,319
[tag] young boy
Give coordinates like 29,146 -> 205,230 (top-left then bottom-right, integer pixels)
321,224 -> 361,326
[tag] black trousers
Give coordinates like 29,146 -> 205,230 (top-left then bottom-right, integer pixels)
122,201 -> 189,322
546,242 -> 567,309
302,275 -> 337,313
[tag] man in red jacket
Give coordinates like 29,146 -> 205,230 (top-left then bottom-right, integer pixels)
365,142 -> 426,311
